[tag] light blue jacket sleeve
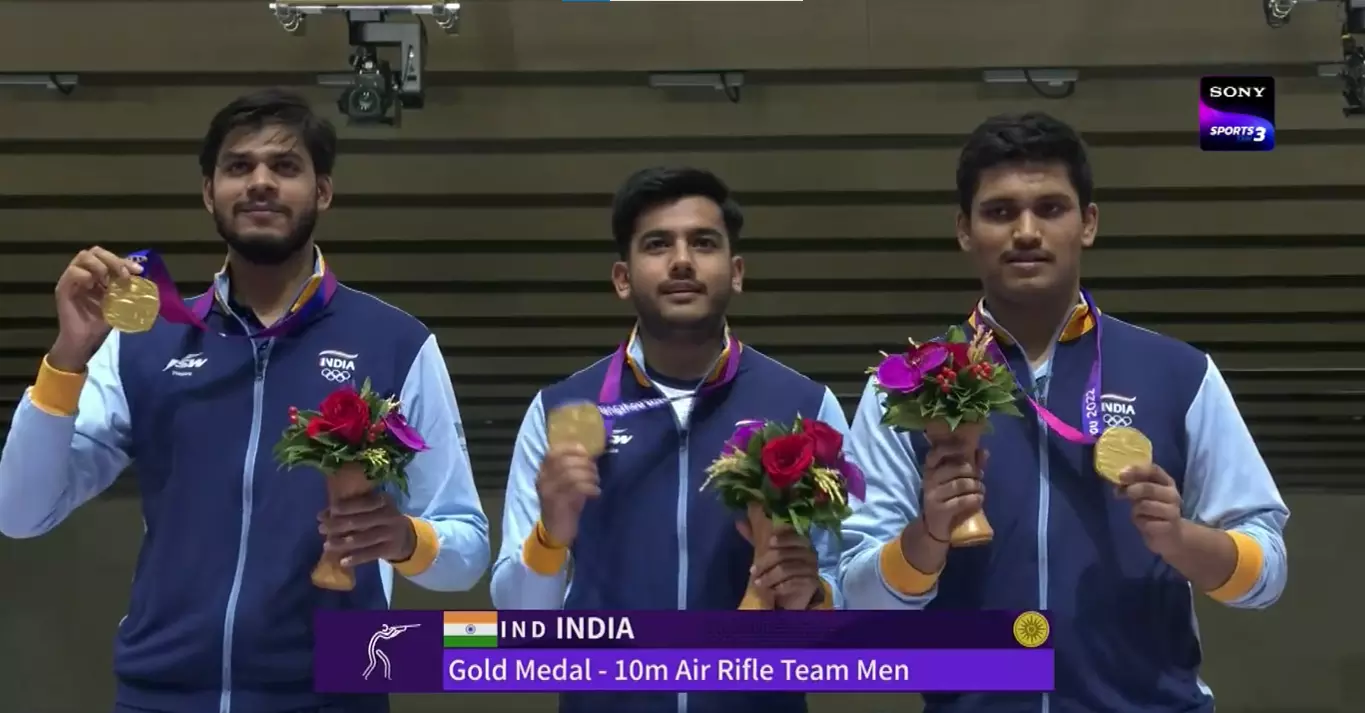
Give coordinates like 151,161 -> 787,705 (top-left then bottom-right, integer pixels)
812,386 -> 849,609
489,391 -> 570,609
1182,355 -> 1290,609
0,333 -> 132,538
394,334 -> 491,592
837,376 -> 937,609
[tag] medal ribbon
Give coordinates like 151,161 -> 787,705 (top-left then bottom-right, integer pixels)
129,248 -> 337,339
595,333 -> 742,434
971,289 -> 1103,445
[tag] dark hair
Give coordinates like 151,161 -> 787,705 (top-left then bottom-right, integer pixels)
610,166 -> 744,258
198,89 -> 338,178
955,111 -> 1093,214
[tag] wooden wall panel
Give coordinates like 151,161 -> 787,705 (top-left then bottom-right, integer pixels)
0,78 -> 1359,142
8,144 -> 1365,198
867,0 -> 1338,69
0,0 -> 872,74
3,200 -> 1364,243
0,0 -> 1338,73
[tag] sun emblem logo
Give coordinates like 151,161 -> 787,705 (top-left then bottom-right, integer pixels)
1013,611 -> 1050,648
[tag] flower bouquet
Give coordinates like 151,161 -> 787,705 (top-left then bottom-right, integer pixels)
273,379 -> 429,591
702,417 -> 866,610
869,324 -> 1022,547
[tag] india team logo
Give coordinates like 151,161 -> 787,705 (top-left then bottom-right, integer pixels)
318,349 -> 358,383
1100,393 -> 1137,429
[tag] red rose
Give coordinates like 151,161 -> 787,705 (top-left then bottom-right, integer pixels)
801,418 -> 844,466
309,388 -> 372,446
760,433 -> 815,489
943,342 -> 972,368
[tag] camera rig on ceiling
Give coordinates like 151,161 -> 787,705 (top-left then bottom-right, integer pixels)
268,2 -> 461,126
1263,0 -> 1365,117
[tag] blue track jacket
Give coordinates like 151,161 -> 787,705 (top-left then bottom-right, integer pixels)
491,330 -> 848,713
839,299 -> 1289,713
0,250 -> 490,713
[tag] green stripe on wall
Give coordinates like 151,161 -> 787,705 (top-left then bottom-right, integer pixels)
443,635 -> 498,648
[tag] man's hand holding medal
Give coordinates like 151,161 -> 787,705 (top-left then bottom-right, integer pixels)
537,402 -> 607,548
49,246 -> 150,372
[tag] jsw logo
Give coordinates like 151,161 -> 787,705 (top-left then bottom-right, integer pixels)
610,432 -> 634,446
163,354 -> 207,372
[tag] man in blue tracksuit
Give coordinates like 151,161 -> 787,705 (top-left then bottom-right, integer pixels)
490,167 -> 846,713
0,90 -> 490,713
838,112 -> 1289,712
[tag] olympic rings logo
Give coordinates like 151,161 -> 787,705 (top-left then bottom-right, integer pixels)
1103,413 -> 1133,428
321,369 -> 353,383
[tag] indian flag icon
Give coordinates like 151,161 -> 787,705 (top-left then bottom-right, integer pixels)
443,611 -> 497,648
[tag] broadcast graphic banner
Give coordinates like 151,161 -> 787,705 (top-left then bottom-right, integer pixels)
315,610 -> 1053,693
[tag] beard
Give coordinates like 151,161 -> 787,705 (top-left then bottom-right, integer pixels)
214,204 -> 318,266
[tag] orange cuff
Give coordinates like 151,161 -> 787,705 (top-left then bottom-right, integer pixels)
391,517 -> 439,576
879,534 -> 940,596
1206,530 -> 1264,603
31,356 -> 87,417
809,579 -> 835,610
522,520 -> 569,576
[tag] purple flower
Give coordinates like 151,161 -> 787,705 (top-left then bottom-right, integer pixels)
726,419 -> 764,454
382,412 -> 429,452
875,343 -> 948,393
838,458 -> 866,501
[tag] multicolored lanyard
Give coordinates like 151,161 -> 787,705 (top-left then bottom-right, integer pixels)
130,248 -> 336,339
595,333 -> 742,433
971,289 -> 1103,445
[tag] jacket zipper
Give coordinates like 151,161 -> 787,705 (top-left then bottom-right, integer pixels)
218,338 -> 272,713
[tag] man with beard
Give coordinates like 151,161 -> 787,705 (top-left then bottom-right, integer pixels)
838,112 -> 1289,712
0,90 -> 490,713
491,167 -> 846,713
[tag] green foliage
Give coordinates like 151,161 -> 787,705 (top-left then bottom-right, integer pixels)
272,378 -> 418,495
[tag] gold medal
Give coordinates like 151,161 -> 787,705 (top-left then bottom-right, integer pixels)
101,275 -> 161,334
1093,426 -> 1153,484
546,401 -> 607,457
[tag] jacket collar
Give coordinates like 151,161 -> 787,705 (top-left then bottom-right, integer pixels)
623,323 -> 740,388
966,294 -> 1098,346
211,245 -> 328,319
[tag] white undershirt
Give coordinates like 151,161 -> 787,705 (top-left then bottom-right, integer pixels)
654,382 -> 696,424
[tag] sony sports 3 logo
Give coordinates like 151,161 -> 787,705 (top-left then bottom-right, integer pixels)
1199,76 -> 1275,152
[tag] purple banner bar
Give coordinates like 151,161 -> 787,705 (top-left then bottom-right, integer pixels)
314,610 -> 1052,693
488,610 -> 1040,649
440,649 -> 1050,692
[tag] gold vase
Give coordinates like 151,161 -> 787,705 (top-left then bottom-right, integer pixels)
738,502 -> 777,610
311,462 -> 376,591
924,419 -> 993,547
